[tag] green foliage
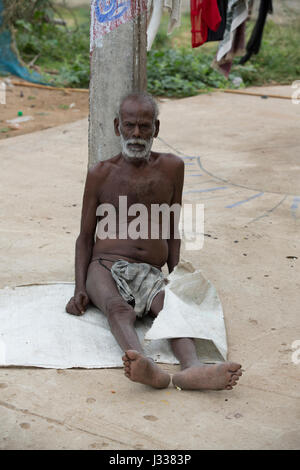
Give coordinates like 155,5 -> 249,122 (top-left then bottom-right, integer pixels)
15,15 -> 90,88
147,48 -> 230,97
2,0 -> 55,29
236,19 -> 300,86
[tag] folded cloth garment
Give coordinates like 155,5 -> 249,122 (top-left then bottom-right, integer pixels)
110,259 -> 165,318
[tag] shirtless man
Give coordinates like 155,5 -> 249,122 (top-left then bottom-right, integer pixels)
66,92 -> 242,391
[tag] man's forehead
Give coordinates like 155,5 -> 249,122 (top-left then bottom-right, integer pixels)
120,98 -> 155,121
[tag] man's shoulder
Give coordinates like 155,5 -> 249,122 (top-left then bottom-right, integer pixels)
154,152 -> 184,169
88,154 -> 122,179
155,152 -> 184,178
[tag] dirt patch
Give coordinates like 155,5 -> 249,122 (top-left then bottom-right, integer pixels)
0,78 -> 89,141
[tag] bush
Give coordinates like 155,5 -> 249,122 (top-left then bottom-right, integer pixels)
2,0 -> 55,28
147,48 -> 230,97
15,15 -> 90,88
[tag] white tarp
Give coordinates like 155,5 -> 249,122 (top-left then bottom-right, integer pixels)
0,261 -> 227,369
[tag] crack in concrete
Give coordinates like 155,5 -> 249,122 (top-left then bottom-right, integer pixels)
0,399 -> 143,447
238,384 -> 300,400
157,137 -> 294,197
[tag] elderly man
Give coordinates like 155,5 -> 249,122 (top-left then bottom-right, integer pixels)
66,92 -> 242,391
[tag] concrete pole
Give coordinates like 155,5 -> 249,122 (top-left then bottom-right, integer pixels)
89,0 -> 148,168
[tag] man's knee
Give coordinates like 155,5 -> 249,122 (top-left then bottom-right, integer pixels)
105,297 -> 136,325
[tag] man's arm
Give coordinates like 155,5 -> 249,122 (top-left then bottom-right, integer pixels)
66,168 -> 99,315
167,157 -> 184,274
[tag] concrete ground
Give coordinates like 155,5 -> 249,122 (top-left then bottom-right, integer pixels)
0,86 -> 299,450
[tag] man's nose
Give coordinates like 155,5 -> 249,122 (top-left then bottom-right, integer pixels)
132,124 -> 141,138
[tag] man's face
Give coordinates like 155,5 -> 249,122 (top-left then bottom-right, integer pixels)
115,99 -> 159,160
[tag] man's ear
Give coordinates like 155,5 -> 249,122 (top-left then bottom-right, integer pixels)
114,117 -> 120,136
154,119 -> 160,138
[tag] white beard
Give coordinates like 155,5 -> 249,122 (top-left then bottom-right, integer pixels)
119,127 -> 154,160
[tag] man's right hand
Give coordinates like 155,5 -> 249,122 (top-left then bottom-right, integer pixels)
65,290 -> 90,316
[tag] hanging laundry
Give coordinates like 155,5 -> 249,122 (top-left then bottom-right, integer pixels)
239,0 -> 273,64
212,0 -> 248,78
164,0 -> 182,34
147,0 -> 182,51
215,0 -> 248,62
190,0 -> 222,48
213,21 -> 246,77
207,0 -> 228,43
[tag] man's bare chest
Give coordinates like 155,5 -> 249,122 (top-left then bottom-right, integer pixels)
98,169 -> 174,207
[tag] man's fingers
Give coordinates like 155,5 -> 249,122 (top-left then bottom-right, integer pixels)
75,296 -> 86,315
66,293 -> 89,316
75,293 -> 89,313
82,294 -> 89,308
66,298 -> 82,316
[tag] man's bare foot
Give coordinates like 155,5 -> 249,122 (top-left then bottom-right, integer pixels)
122,350 -> 171,389
172,362 -> 242,391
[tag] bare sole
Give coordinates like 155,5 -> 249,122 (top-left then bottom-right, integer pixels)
123,350 -> 171,389
172,362 -> 242,391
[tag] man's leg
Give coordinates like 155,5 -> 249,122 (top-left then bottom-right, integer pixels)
148,290 -> 243,391
86,261 -> 170,389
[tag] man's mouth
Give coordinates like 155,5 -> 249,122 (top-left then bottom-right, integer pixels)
127,143 -> 146,150
120,133 -> 153,160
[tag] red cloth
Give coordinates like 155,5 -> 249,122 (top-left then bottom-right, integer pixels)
191,0 -> 222,48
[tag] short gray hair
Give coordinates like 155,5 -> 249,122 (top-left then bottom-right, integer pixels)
117,91 -> 159,123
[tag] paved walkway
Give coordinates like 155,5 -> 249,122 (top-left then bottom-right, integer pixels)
0,86 -> 299,450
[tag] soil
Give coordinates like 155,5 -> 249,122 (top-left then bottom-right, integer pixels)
0,78 -> 89,141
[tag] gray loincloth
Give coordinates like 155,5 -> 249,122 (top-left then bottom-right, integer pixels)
110,260 -> 165,318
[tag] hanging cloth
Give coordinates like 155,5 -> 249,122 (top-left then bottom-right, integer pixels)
164,0 -> 182,34
206,0 -> 228,42
215,0 -> 248,63
190,0 -> 221,48
239,0 -> 273,64
211,0 -> 248,77
212,20 -> 246,77
147,0 -> 182,50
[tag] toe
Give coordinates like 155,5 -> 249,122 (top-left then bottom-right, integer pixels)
125,350 -> 140,361
231,374 -> 240,381
228,362 -> 242,373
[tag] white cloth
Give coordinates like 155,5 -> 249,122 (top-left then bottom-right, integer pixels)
147,0 -> 182,50
0,262 -> 227,369
146,261 -> 228,362
216,0 -> 248,62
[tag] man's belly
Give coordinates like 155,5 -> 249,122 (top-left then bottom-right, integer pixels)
92,238 -> 169,268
